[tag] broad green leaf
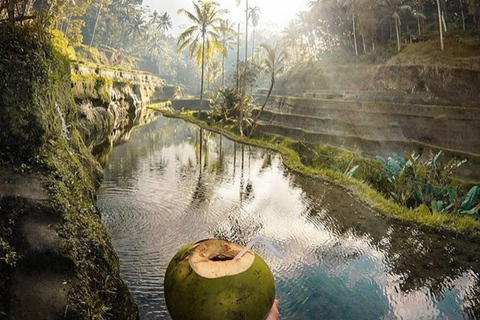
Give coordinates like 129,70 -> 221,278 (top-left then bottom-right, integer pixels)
460,186 -> 480,211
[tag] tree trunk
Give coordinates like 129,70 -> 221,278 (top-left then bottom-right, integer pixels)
200,30 -> 206,113
353,14 -> 358,55
8,0 -> 15,26
395,18 -> 401,52
239,0 -> 249,136
361,32 -> 366,54
90,2 -> 103,47
437,0 -> 444,51
222,44 -> 225,87
250,74 -> 274,137
251,27 -> 255,57
236,23 -> 240,93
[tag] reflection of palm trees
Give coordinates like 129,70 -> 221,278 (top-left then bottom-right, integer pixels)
189,127 -> 212,208
213,215 -> 263,245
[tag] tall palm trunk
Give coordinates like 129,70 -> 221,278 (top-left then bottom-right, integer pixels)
236,22 -> 240,93
362,32 -> 366,54
251,27 -> 255,57
459,0 -> 466,31
239,0 -> 248,136
352,14 -> 358,55
250,73 -> 274,136
222,44 -> 225,87
436,0 -> 444,51
200,29 -> 206,112
395,17 -> 401,52
90,2 -> 103,47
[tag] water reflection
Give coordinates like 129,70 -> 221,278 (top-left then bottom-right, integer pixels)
97,116 -> 480,320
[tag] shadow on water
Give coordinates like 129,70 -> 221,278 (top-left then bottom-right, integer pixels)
97,116 -> 480,320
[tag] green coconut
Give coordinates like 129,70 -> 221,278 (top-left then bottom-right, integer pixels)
164,238 -> 275,320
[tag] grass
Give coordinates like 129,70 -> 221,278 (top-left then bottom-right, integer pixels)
156,108 -> 480,241
389,32 -> 480,70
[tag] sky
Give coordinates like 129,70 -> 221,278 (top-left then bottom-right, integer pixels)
142,0 -> 311,34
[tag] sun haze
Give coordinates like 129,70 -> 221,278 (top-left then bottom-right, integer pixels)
143,0 -> 311,34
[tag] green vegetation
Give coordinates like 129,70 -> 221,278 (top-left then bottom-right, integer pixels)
177,1 -> 229,107
0,23 -> 137,319
377,151 -> 479,216
71,73 -> 113,104
158,109 -> 480,240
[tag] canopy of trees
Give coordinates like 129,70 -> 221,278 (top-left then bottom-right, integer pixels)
282,0 -> 480,60
1,0 -> 479,92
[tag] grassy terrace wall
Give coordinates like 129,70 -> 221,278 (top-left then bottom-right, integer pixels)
0,25 -> 150,319
253,59 -> 480,182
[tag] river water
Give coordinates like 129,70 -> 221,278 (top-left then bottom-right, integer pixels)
97,116 -> 480,320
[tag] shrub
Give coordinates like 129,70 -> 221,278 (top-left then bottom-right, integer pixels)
377,151 -> 480,216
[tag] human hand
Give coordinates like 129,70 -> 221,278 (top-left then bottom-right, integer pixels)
266,299 -> 280,320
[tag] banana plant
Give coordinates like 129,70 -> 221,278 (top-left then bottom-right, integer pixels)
377,151 -> 479,217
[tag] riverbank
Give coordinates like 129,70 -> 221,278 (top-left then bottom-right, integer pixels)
154,108 -> 480,241
0,24 -> 142,318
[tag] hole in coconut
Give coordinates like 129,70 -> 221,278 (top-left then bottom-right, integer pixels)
208,254 -> 234,262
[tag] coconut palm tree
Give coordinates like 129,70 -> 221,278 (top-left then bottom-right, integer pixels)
282,21 -> 300,61
125,11 -> 147,42
234,0 -> 250,136
436,0 -> 445,51
412,10 -> 426,36
149,10 -> 160,25
158,11 -> 173,34
385,1 -> 411,52
90,0 -> 112,46
250,43 -> 287,136
248,6 -> 260,57
177,0 -> 228,111
218,19 -> 236,87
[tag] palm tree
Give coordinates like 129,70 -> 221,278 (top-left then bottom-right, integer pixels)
248,6 -> 260,57
412,10 -> 426,36
158,12 -> 173,34
218,19 -> 236,87
235,0 -> 251,136
383,0 -> 411,52
90,0 -> 111,47
177,0 -> 228,111
436,0 -> 445,51
125,11 -> 147,42
250,43 -> 287,136
282,21 -> 300,61
149,10 -> 160,25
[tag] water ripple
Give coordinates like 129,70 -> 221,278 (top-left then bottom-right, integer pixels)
97,117 -> 480,320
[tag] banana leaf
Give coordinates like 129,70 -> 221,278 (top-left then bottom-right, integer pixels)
460,186 -> 480,211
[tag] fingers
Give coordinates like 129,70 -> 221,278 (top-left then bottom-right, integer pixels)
266,299 -> 280,320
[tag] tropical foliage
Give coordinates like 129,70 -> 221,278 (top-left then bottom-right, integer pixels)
177,0 -> 228,106
280,0 -> 480,60
377,151 -> 480,217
